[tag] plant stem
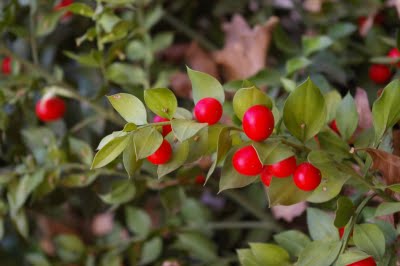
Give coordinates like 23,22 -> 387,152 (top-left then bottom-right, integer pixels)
162,10 -> 218,51
29,8 -> 39,65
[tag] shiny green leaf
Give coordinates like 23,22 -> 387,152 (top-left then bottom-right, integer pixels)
336,92 -> 358,140
133,127 -> 163,159
107,93 -> 147,125
187,67 -> 224,104
353,223 -> 385,259
171,119 -> 207,142
91,134 -> 129,169
100,180 -> 136,205
144,88 -> 177,119
233,86 -> 273,121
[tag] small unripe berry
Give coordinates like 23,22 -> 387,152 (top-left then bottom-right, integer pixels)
293,162 -> 322,191
147,139 -> 172,165
194,98 -> 223,125
265,156 -> 297,178
232,146 -> 263,176
35,97 -> 66,122
368,64 -> 391,84
346,257 -> 376,266
242,105 -> 274,142
153,115 -> 172,136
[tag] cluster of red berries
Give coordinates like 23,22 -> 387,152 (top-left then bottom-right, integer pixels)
369,47 -> 400,84
230,105 -> 322,191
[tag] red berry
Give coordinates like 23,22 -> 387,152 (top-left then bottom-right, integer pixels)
329,120 -> 340,135
338,227 -> 345,239
368,64 -> 391,84
242,105 -> 274,142
232,146 -> 263,176
194,98 -> 223,125
153,115 -> 172,136
265,156 -> 297,178
195,175 -> 206,185
357,16 -> 367,28
54,0 -> 73,20
147,139 -> 172,165
347,257 -> 376,266
293,162 -> 322,191
260,167 -> 272,187
35,97 -> 66,122
388,48 -> 400,67
2,57 -> 11,75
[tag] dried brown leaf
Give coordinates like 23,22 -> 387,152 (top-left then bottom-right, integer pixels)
355,87 -> 373,129
160,43 -> 190,63
213,15 -> 279,80
271,201 -> 307,222
393,129 -> 400,156
363,148 -> 400,184
185,42 -> 219,78
170,72 -> 192,99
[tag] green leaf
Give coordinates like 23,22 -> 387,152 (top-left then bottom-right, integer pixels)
317,131 -> 351,160
61,172 -> 99,188
353,223 -> 385,259
123,123 -> 137,132
144,88 -> 177,119
207,127 -> 232,180
283,78 -> 327,142
26,253 -> 51,266
267,177 -> 310,206
274,230 -> 311,257
69,137 -> 93,166
125,206 -> 151,239
100,21 -> 130,44
174,107 -> 193,120
126,40 -> 146,61
63,3 -> 94,17
123,137 -> 142,177
375,202 -> 400,216
99,12 -> 121,33
237,249 -> 262,266
64,50 -> 101,68
54,234 -> 85,263
12,209 -> 28,238
100,180 -> 136,205
286,57 -> 311,75
272,24 -> 299,54
281,78 -> 296,92
253,141 -> 294,165
296,241 -> 341,266
219,147 -> 258,193
144,5 -> 163,29
160,186 -> 186,214
140,237 -> 163,265
171,119 -> 208,142
324,90 -> 342,123
328,23 -> 356,39
334,197 -> 354,228
91,134 -> 129,169
335,249 -> 370,266
249,243 -> 290,266
336,92 -> 359,140
106,63 -> 146,87
232,86 -> 273,120
132,127 -> 163,159
151,32 -> 174,52
107,93 -> 147,125
187,67 -> 225,104
307,208 -> 339,241
372,79 -> 400,142
36,12 -> 63,36
157,137 -> 189,178
96,131 -> 127,150
186,128 -> 208,164
174,232 -> 217,262
303,36 -> 333,56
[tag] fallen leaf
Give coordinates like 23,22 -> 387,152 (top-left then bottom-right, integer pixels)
355,87 -> 373,129
185,42 -> 219,78
303,0 -> 324,13
363,148 -> 400,185
393,129 -> 400,156
170,72 -> 192,98
213,15 -> 279,80
160,43 -> 190,63
271,201 -> 307,222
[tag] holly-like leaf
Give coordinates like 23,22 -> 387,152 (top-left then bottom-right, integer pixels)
132,127 -> 163,159
232,86 -> 273,121
274,230 -> 311,257
267,177 -> 310,206
334,196 -> 354,228
372,79 -> 400,142
296,241 -> 341,266
336,92 -> 359,140
362,148 -> 400,184
100,180 -> 136,205
187,67 -> 225,104
171,119 -> 208,142
91,135 -> 129,169
283,78 -> 327,142
307,208 -> 339,241
353,223 -> 385,259
123,137 -> 142,178
107,93 -> 147,125
144,88 -> 177,119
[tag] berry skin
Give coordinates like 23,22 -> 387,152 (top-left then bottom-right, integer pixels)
54,0 -> 73,20
368,64 -> 391,84
194,97 -> 223,125
242,105 -> 274,142
338,227 -> 353,239
232,146 -> 263,176
2,57 -> 11,75
260,167 -> 272,187
329,120 -> 340,135
387,48 -> 400,67
265,156 -> 297,178
35,97 -> 66,122
147,139 -> 172,165
195,175 -> 206,185
347,257 -> 376,266
293,162 -> 322,191
153,115 -> 172,136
